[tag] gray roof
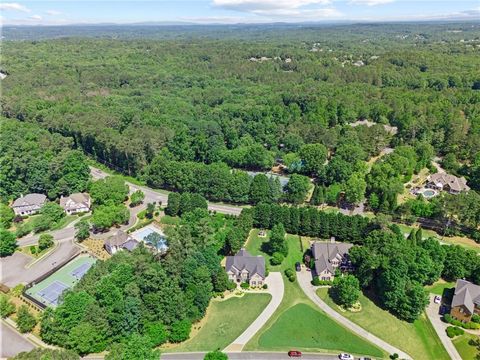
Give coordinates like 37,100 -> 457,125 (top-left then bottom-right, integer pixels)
105,230 -> 132,247
12,193 -> 47,207
225,248 -> 265,279
311,242 -> 353,275
428,173 -> 470,192
60,193 -> 90,209
452,279 -> 480,314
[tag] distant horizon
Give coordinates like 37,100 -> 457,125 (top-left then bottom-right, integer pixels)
1,1 -> 479,26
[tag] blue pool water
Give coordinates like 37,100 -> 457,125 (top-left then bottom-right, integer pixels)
132,226 -> 168,251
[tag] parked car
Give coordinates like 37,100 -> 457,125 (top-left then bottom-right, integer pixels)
295,262 -> 301,272
434,295 -> 441,304
359,357 -> 372,360
288,350 -> 302,357
339,354 -> 354,360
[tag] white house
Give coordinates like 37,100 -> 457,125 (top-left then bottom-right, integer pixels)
60,193 -> 91,215
12,193 -> 47,216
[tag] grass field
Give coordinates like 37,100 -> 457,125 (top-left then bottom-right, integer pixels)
25,254 -> 96,307
453,333 -> 478,360
426,280 -> 456,296
244,231 -> 385,358
317,288 -> 450,360
165,293 -> 271,352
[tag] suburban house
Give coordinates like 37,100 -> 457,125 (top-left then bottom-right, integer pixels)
60,193 -> 91,215
12,193 -> 47,216
310,241 -> 353,281
225,248 -> 266,287
426,173 -> 470,195
451,279 -> 480,322
104,230 -> 139,255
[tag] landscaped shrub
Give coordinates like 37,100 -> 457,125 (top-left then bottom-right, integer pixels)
472,314 -> 480,324
262,284 -> 268,289
446,326 -> 464,338
29,246 -> 36,255
284,268 -> 295,282
444,314 -> 480,329
0,295 -> 15,318
270,252 -> 284,265
240,282 -> 250,290
311,276 -> 333,286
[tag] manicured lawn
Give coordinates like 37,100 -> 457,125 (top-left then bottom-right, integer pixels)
165,293 -> 271,352
256,303 -> 383,357
426,280 -> 455,296
317,288 -> 450,360
50,215 -> 79,230
245,232 -> 386,358
453,333 -> 478,360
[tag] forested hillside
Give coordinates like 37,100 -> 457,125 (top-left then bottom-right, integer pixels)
1,23 -> 480,234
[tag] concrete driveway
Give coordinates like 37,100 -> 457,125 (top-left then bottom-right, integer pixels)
297,269 -> 411,360
224,272 -> 284,352
161,352 -> 344,360
425,294 -> 462,360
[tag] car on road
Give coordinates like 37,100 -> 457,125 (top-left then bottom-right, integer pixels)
288,350 -> 302,357
338,354 -> 354,360
295,262 -> 301,272
434,295 -> 441,304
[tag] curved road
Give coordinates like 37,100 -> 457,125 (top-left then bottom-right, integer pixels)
297,269 -> 411,360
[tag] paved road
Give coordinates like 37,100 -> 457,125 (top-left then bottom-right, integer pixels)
1,321 -> 36,358
224,273 -> 284,352
296,269 -> 411,360
90,166 -> 243,216
425,294 -> 462,360
161,352 -> 342,360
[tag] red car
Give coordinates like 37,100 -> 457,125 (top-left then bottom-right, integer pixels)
288,350 -> 302,357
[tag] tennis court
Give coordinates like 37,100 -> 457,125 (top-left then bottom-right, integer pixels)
25,254 -> 96,308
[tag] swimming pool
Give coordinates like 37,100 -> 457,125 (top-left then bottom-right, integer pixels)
131,225 -> 168,251
420,189 -> 438,199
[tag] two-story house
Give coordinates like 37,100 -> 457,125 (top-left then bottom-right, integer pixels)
451,279 -> 480,322
12,193 -> 47,216
60,193 -> 91,215
310,241 -> 353,281
225,248 -> 266,287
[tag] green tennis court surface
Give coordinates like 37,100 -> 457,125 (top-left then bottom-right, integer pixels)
26,254 -> 96,307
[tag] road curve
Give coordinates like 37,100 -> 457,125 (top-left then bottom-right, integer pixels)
224,272 -> 284,352
90,166 -> 243,216
297,269 -> 411,360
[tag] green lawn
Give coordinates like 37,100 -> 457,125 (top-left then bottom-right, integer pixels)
165,293 -> 271,352
50,215 -> 79,230
244,231 -> 386,358
426,280 -> 456,296
317,288 -> 450,360
453,333 -> 479,360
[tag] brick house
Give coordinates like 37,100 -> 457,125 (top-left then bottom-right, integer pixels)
225,249 -> 266,287
451,279 -> 480,322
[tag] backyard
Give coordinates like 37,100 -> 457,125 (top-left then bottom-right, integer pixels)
244,231 -> 385,358
164,293 -> 271,352
316,288 -> 450,360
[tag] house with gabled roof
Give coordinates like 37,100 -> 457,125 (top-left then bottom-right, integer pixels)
60,193 -> 91,215
12,193 -> 47,216
426,173 -> 470,195
104,230 -> 139,255
451,279 -> 480,322
310,241 -> 353,281
225,248 -> 266,287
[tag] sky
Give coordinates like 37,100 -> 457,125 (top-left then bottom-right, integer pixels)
0,0 -> 479,26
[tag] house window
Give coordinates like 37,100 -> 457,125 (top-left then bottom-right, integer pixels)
251,281 -> 256,286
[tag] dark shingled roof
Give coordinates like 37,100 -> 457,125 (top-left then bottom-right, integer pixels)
311,242 -> 353,274
452,279 -> 480,314
225,248 -> 265,279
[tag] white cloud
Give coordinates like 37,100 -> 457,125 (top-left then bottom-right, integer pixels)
46,10 -> 62,16
29,14 -> 42,20
349,0 -> 395,5
212,0 -> 342,19
0,2 -> 30,12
